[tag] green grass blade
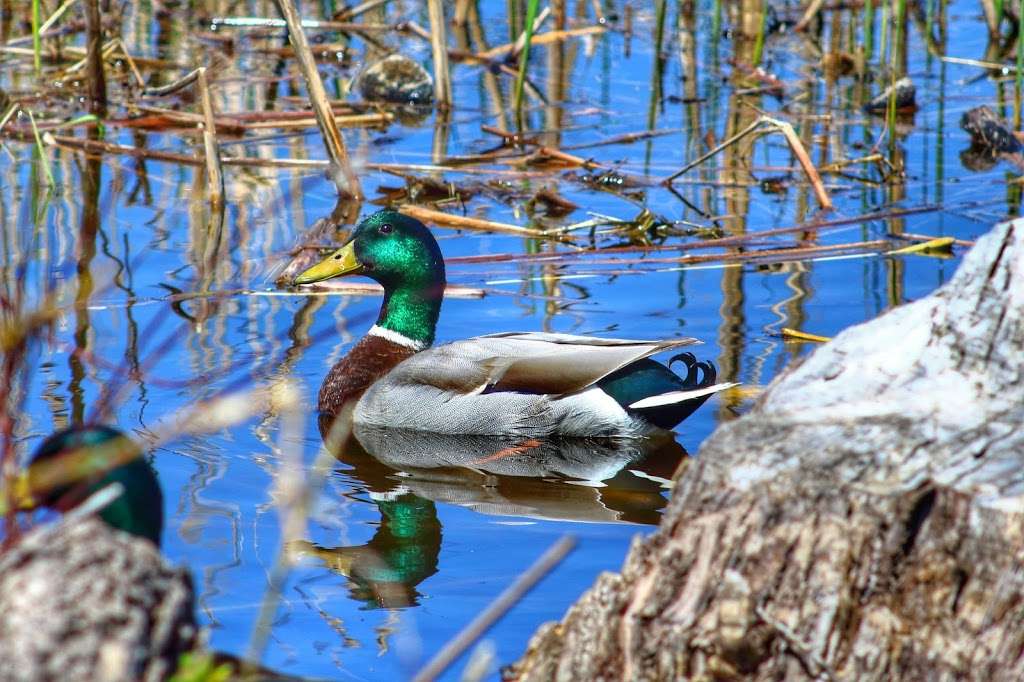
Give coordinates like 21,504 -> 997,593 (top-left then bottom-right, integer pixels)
513,0 -> 540,131
27,109 -> 55,187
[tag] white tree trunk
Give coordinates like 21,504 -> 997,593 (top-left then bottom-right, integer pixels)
508,218 -> 1024,681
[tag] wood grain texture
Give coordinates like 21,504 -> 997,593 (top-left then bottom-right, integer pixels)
507,218 -> 1024,681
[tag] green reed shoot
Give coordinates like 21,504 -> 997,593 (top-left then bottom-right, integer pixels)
513,0 -> 540,131
32,0 -> 42,75
26,110 -> 55,186
878,1 -> 889,71
751,0 -> 767,66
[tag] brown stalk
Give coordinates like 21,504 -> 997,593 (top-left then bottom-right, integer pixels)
43,137 -> 555,178
453,0 -> 472,25
793,0 -> 826,32
274,0 -> 363,199
771,117 -> 833,212
240,112 -> 392,130
447,206 -> 944,265
398,204 -> 553,239
664,115 -> 833,212
82,0 -> 106,116
197,67 -> 224,211
427,0 -> 452,108
476,25 -> 606,61
466,240 -> 893,272
334,0 -> 391,20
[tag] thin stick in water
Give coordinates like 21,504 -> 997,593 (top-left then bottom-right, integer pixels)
197,67 -> 224,211
413,535 -> 576,682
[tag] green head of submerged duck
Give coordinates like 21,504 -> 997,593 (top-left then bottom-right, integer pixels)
26,425 -> 163,546
295,209 -> 733,436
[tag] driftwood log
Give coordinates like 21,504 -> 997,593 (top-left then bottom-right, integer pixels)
0,517 -> 196,682
508,217 -> 1024,681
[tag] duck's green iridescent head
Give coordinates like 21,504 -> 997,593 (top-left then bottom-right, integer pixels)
295,210 -> 445,346
27,425 -> 163,546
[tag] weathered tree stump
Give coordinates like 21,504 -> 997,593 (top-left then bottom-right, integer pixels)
0,517 -> 196,682
508,218 -> 1024,681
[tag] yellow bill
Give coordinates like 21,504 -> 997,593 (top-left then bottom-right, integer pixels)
294,242 -> 363,285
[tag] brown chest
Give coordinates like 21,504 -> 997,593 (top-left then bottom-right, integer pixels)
318,335 -> 418,415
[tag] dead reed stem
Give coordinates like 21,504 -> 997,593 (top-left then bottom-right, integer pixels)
197,67 -> 224,212
274,0 -> 363,199
477,25 -> 606,60
511,5 -> 551,59
665,115 -> 834,212
334,0 -> 390,20
82,0 -> 106,116
427,0 -> 453,108
453,0 -> 472,25
794,0 -> 826,32
398,204 -> 553,238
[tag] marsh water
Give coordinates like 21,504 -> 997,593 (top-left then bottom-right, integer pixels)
2,1 -> 1016,679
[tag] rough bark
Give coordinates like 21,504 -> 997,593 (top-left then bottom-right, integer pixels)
0,517 -> 196,682
508,218 -> 1024,681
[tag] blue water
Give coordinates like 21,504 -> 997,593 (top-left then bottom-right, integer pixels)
3,1 -> 1012,678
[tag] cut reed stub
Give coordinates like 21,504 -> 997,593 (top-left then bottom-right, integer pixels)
863,76 -> 917,114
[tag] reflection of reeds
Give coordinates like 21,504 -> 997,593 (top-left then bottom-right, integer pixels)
413,535 -> 575,682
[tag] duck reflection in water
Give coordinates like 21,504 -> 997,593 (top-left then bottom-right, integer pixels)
289,416 -> 688,609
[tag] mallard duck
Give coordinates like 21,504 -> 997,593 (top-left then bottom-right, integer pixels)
0,425 -> 194,682
25,424 -> 163,545
10,426 -> 301,681
295,209 -> 731,437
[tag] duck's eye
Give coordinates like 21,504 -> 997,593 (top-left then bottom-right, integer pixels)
379,223 -> 393,234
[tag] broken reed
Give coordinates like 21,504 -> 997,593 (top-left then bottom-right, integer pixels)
275,0 -> 363,199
